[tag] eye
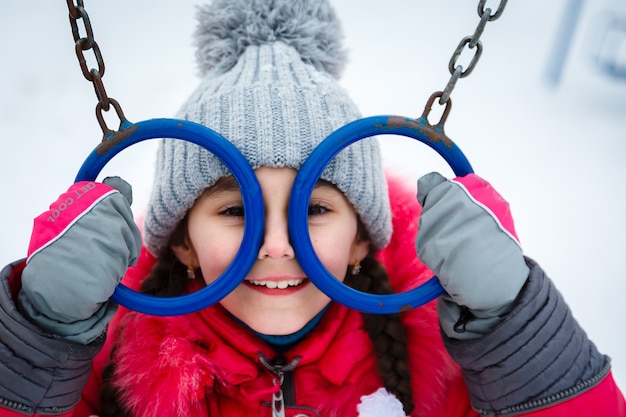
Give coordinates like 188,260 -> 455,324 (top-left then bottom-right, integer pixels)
220,205 -> 244,217
308,203 -> 329,216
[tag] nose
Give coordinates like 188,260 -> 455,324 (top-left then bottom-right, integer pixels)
257,218 -> 296,260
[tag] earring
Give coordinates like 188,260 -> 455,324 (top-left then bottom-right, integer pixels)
187,265 -> 196,280
351,261 -> 361,276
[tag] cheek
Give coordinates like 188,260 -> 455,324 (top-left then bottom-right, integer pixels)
197,243 -> 241,284
309,223 -> 358,281
189,227 -> 243,284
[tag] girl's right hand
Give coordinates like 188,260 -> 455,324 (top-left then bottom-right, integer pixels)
18,177 -> 142,344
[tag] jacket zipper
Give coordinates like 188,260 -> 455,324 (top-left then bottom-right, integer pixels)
258,352 -> 302,417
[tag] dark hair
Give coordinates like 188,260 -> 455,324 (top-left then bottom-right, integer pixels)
345,252 -> 414,414
100,222 -> 414,415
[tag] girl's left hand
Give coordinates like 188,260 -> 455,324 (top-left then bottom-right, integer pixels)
415,172 -> 529,314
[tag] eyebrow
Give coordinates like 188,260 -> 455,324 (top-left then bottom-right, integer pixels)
204,176 -> 241,197
314,179 -> 341,193
203,176 -> 338,198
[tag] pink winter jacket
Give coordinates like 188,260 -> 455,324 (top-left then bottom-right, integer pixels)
1,175 -> 624,416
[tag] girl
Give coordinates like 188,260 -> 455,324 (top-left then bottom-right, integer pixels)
0,0 -> 624,416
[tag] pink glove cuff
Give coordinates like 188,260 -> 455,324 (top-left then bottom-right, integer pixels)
452,174 -> 520,243
27,181 -> 119,261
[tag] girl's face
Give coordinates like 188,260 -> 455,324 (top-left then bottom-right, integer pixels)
172,166 -> 370,335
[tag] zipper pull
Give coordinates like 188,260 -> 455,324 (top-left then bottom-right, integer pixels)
258,352 -> 302,417
271,378 -> 286,417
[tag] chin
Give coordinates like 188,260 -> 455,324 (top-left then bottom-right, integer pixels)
222,289 -> 330,336
245,315 -> 311,336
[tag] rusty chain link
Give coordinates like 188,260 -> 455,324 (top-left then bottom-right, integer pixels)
66,0 -> 127,140
424,0 -> 508,127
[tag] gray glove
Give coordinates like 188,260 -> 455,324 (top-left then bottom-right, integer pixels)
18,177 -> 142,344
415,172 -> 529,339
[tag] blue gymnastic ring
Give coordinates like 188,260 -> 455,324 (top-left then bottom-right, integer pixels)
75,118 -> 264,316
289,115 -> 474,314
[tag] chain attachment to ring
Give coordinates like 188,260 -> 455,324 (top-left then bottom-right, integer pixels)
95,99 -> 130,150
428,0 -> 508,119
422,91 -> 452,128
66,0 -> 128,141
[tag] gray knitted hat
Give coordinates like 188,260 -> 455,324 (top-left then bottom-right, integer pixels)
143,0 -> 392,256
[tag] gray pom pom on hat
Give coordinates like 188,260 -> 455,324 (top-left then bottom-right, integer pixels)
143,0 -> 392,256
194,0 -> 347,78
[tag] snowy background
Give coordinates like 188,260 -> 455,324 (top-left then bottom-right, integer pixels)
1,0 -> 624,389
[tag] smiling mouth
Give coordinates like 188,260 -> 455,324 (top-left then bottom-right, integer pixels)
247,279 -> 305,289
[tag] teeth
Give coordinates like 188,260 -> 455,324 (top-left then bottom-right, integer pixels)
249,279 -> 303,289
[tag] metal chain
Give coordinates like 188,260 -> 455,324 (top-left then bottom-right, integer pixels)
440,0 -> 508,105
65,0 -> 506,135
424,0 -> 508,127
66,0 -> 127,140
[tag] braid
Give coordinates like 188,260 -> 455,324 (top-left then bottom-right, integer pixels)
99,343 -> 131,417
345,252 -> 415,415
99,242 -> 190,416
